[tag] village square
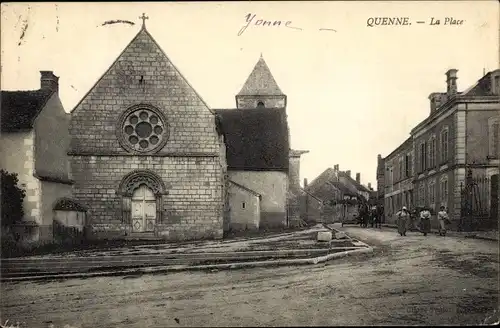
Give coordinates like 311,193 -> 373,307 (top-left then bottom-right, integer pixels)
1,3 -> 499,327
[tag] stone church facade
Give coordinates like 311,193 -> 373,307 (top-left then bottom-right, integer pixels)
69,25 -> 226,241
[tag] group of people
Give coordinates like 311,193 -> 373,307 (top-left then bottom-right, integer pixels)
395,205 -> 450,237
358,203 -> 383,229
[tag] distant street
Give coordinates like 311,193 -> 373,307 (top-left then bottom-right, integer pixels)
1,225 -> 498,327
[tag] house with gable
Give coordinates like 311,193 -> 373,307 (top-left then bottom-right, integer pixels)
216,54 -> 294,231
68,20 -> 227,241
304,167 -> 359,223
0,71 -> 79,244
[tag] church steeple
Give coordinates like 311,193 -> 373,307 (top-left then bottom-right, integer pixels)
236,55 -> 287,109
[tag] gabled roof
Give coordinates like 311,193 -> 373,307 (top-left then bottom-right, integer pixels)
305,168 -> 336,193
305,168 -> 359,199
237,55 -> 285,96
216,108 -> 289,171
70,25 -> 213,115
1,89 -> 54,132
229,180 -> 261,198
339,171 -> 371,193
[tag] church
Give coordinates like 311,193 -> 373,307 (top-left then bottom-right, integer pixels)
66,17 -> 305,241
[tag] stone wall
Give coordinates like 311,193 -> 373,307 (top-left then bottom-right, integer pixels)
69,28 -> 224,241
465,107 -> 500,164
236,95 -> 286,109
71,156 -> 223,241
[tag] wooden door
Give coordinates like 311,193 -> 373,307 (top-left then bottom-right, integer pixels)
131,185 -> 156,232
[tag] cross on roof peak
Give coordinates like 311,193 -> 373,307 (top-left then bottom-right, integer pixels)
139,13 -> 149,28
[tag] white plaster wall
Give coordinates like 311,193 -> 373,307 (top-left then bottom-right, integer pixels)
0,131 -> 41,223
229,170 -> 288,227
228,183 -> 260,230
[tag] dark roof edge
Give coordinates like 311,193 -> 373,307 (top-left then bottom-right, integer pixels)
229,180 -> 261,198
35,173 -> 74,185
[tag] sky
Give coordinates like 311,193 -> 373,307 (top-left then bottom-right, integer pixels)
1,1 -> 499,189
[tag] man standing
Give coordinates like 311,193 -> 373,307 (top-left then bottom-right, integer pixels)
438,206 -> 449,236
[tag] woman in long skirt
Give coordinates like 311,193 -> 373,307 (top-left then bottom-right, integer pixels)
420,207 -> 431,236
397,206 -> 410,236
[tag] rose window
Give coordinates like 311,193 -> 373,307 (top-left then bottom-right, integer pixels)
119,105 -> 168,153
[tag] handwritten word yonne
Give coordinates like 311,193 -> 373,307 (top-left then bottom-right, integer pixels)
238,13 -> 300,36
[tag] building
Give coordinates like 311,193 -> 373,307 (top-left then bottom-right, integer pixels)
379,68 -> 500,230
382,137 -> 414,225
216,107 -> 290,231
66,20 -> 300,240
68,23 -> 227,241
305,166 -> 366,223
288,150 -> 310,227
412,69 -> 500,230
0,71 -> 77,244
337,169 -> 371,202
216,54 -> 293,231
299,178 -> 323,225
376,154 -> 385,207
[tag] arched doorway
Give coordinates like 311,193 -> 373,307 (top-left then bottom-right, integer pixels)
131,184 -> 157,232
117,170 -> 168,234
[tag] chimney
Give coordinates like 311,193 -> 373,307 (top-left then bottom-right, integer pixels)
346,170 -> 351,177
356,173 -> 361,183
428,92 -> 446,114
445,69 -> 458,96
334,164 -> 339,172
40,71 -> 59,93
368,182 -> 372,190
303,178 -> 308,188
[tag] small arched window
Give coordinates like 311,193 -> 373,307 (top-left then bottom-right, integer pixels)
257,101 -> 265,108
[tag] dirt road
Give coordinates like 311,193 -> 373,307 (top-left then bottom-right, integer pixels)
1,225 -> 498,327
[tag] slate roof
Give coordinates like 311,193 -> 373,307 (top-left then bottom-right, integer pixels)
53,198 -> 87,212
216,108 -> 289,171
338,171 -> 371,193
305,168 -> 336,194
327,181 -> 357,197
1,89 -> 54,132
462,70 -> 500,96
237,56 -> 285,96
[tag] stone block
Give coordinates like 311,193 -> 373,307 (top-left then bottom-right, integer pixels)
317,231 -> 333,242
335,231 -> 347,239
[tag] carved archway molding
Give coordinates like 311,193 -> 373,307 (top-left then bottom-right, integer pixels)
117,169 -> 168,197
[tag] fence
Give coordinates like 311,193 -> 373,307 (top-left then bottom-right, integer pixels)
459,172 -> 499,232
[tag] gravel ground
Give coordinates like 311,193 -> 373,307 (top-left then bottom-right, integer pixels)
1,225 -> 498,327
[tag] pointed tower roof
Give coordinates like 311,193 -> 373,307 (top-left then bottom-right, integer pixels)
237,55 -> 285,96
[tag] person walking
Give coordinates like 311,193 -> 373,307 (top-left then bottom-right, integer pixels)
377,205 -> 384,228
438,206 -> 449,236
396,206 -> 410,236
419,207 -> 431,236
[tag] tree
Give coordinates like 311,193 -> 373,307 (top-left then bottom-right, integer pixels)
1,170 -> 26,227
